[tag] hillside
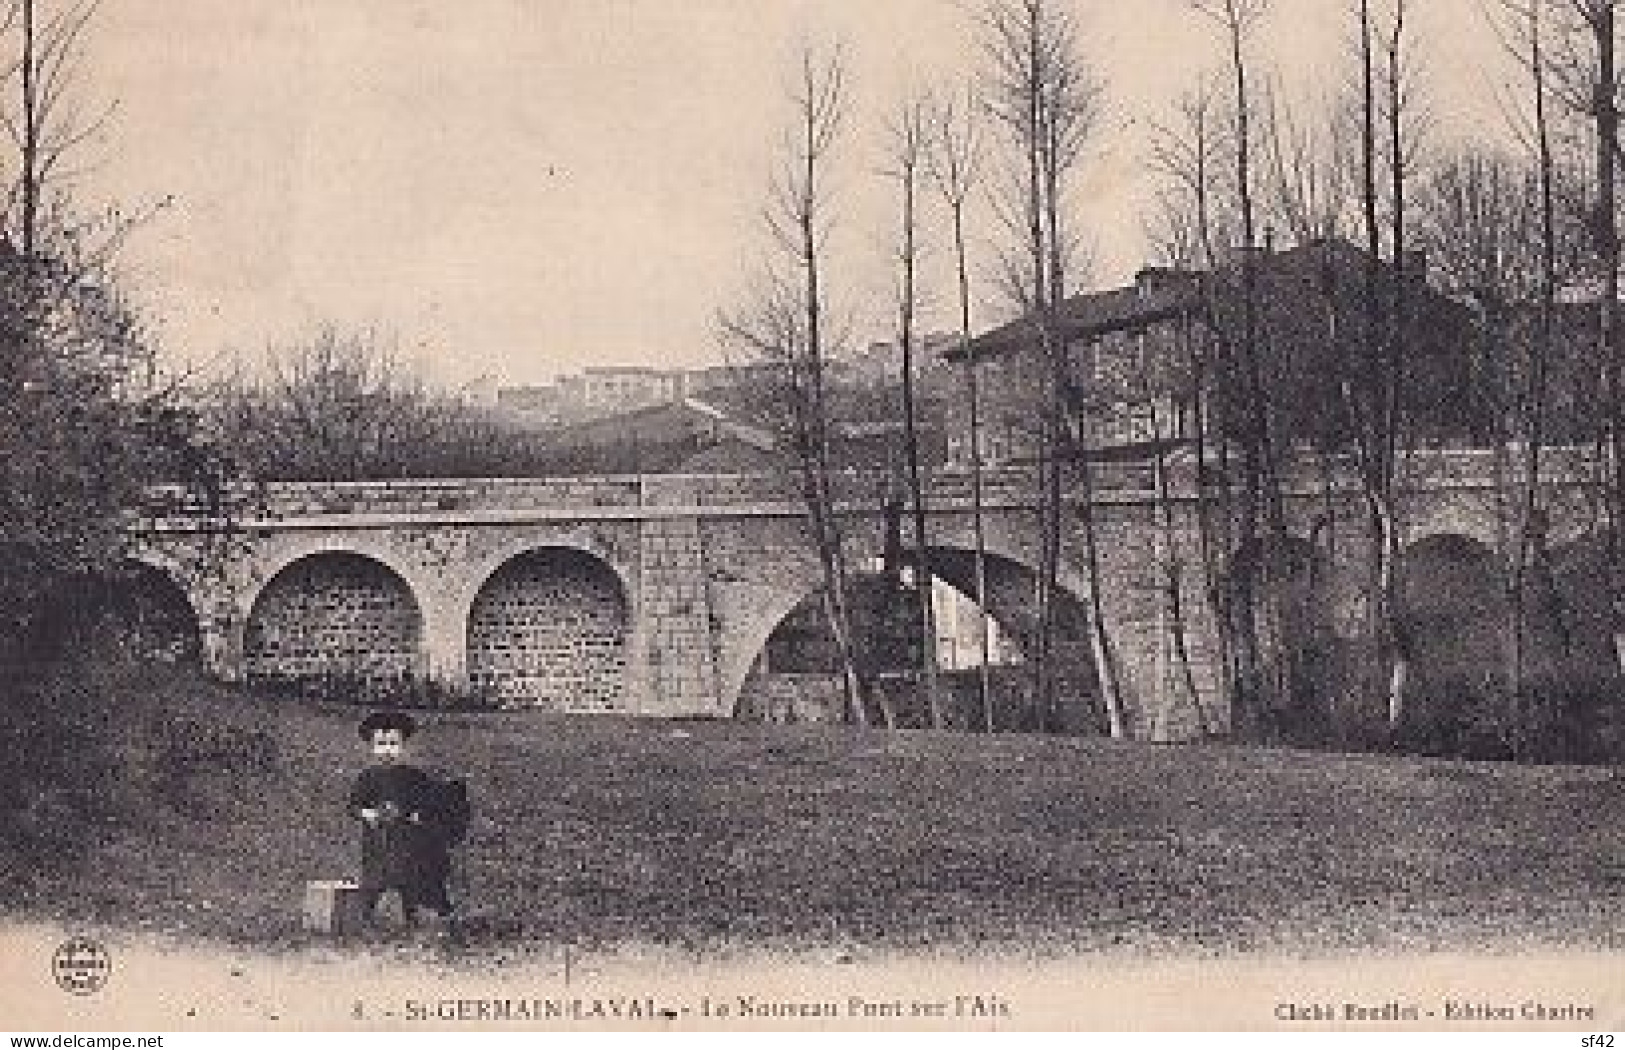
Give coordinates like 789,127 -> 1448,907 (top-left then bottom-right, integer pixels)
3,661 -> 1623,967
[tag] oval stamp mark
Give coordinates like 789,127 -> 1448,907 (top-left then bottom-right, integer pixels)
52,936 -> 111,996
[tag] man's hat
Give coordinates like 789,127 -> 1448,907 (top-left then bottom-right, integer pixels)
358,710 -> 418,741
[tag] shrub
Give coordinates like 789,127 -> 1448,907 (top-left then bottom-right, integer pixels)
253,669 -> 504,711
0,659 -> 282,882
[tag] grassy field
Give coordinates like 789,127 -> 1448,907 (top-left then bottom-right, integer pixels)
5,662 -> 1625,967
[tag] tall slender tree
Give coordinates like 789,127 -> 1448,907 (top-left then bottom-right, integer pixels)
884,92 -> 944,729
1189,0 -> 1294,739
981,0 -> 1122,734
1573,0 -> 1625,675
0,0 -> 230,668
721,42 -> 866,725
1147,82 -> 1246,729
928,84 -> 995,730
3,0 -> 108,258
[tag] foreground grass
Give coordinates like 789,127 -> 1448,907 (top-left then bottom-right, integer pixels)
6,663 -> 1625,965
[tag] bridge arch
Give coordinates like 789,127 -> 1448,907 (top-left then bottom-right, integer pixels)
32,558 -> 203,664
243,550 -> 425,686
465,545 -> 632,711
1391,532 -> 1508,754
456,530 -> 635,611
728,542 -> 1107,732
1398,496 -> 1504,552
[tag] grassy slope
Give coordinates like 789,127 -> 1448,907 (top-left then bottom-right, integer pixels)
8,664 -> 1625,964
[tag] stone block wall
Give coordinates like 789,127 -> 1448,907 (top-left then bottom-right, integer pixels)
1086,498 -> 1226,742
639,516 -> 723,716
242,552 -> 422,683
735,665 -> 846,723
466,548 -> 630,710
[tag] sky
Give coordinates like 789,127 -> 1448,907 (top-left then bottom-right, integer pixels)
73,0 -> 1518,389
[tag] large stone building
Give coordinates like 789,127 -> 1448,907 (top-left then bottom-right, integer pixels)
955,238 -> 1490,463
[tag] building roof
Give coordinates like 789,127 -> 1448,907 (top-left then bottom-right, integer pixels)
951,271 -> 1201,361
950,238 -> 1461,363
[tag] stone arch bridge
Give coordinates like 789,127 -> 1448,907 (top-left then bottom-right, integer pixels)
124,448 -> 1608,742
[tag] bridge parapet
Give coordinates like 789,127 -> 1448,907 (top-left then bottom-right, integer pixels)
131,445 -> 1606,532
1393,444 -> 1600,489
251,476 -> 648,516
137,475 -> 649,529
136,469 -> 1054,527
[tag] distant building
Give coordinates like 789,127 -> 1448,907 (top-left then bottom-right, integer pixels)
456,374 -> 500,409
496,366 -> 690,429
495,361 -> 794,431
951,237 -> 1488,460
843,332 -> 961,385
565,366 -> 689,416
683,361 -> 785,395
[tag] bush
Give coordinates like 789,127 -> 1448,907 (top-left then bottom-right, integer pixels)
0,659 -> 282,883
0,687 -> 120,878
252,669 -> 504,711
1388,669 -> 1625,765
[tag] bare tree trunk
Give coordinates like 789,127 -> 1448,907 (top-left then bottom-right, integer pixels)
983,0 -> 1107,731
1188,317 -> 1233,735
20,0 -> 37,258
1385,0 -> 1408,484
720,46 -> 866,727
1151,393 -> 1207,733
1511,0 -> 1558,756
1043,103 -> 1125,738
1067,452 -> 1126,736
1152,84 -> 1237,734
1593,3 -> 1625,676
1205,0 -> 1282,738
792,368 -> 867,728
929,89 -> 994,732
889,97 -> 943,730
957,211 -> 995,732
1381,0 -> 1411,742
961,250 -> 995,734
1024,3 -> 1061,727
1351,0 -> 1406,743
798,52 -> 866,726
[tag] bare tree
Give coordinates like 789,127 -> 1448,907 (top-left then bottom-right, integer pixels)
1482,0 -> 1625,690
980,0 -> 1123,734
206,327 -> 530,482
0,0 -> 231,669
1568,0 -> 1625,675
1187,0 -> 1298,740
721,42 -> 867,726
0,0 -> 112,258
1146,82 -> 1246,731
1258,78 -> 1354,247
1450,0 -> 1595,756
928,84 -> 995,730
1381,0 -> 1414,734
1149,78 -> 1241,267
882,91 -> 944,729
1519,2 -> 1564,753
